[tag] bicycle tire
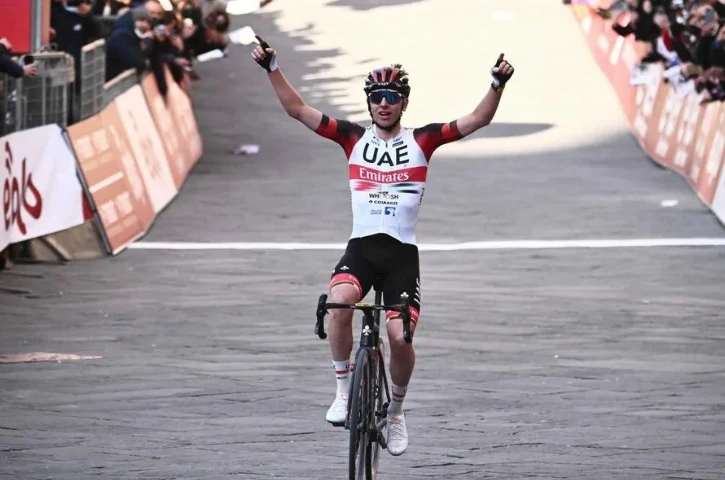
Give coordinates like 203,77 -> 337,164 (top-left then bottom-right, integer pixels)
349,347 -> 372,480
369,339 -> 389,479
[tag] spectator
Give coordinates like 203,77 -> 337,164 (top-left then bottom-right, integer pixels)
92,0 -> 133,17
600,0 -> 725,103
178,0 -> 204,26
200,0 -> 228,19
104,2 -> 164,80
0,38 -> 37,79
182,6 -> 229,59
50,0 -> 103,63
149,9 -> 193,92
50,0 -> 102,123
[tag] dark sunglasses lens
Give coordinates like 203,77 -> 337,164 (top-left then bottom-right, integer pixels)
370,91 -> 401,104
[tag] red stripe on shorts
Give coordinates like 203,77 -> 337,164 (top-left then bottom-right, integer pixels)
386,306 -> 420,323
329,273 -> 363,301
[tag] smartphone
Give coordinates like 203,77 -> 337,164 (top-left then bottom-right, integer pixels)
705,8 -> 715,24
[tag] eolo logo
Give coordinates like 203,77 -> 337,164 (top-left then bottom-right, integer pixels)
3,141 -> 42,235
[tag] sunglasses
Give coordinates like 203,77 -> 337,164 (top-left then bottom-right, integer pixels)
368,90 -> 403,105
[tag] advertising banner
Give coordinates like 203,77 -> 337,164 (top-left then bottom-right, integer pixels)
111,85 -> 177,214
68,114 -> 155,254
1,124 -> 87,251
141,74 -> 192,189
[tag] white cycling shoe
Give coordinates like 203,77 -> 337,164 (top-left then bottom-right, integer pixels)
386,412 -> 408,456
326,392 -> 348,426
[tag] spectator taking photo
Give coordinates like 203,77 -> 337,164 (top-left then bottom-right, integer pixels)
598,0 -> 725,103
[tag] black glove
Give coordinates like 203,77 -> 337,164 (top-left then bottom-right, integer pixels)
252,35 -> 278,72
491,53 -> 514,90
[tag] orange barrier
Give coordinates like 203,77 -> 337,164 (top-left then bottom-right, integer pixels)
570,3 -> 725,225
67,68 -> 203,254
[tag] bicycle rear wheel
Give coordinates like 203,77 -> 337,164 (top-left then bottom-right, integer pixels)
348,347 -> 372,480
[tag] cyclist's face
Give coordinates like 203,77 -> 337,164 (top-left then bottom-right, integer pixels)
369,91 -> 407,128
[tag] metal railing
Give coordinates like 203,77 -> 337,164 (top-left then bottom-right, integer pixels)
80,39 -> 107,120
0,51 -> 75,136
103,68 -> 139,107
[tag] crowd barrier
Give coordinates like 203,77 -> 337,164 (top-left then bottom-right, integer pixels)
1,62 -> 203,260
569,2 -> 725,226
0,51 -> 76,137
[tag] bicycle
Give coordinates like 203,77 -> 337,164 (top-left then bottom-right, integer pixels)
315,278 -> 413,480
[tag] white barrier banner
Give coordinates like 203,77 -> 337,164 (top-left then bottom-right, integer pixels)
1,124 -> 87,251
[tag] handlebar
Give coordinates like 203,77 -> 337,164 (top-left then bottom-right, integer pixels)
315,293 -> 413,344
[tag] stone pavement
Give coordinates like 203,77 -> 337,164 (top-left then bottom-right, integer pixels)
2,1 -> 725,479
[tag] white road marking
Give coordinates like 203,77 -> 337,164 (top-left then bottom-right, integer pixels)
128,238 -> 725,251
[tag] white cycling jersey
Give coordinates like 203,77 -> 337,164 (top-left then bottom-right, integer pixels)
316,115 -> 463,245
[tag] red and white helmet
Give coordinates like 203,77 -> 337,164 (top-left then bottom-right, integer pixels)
363,64 -> 411,97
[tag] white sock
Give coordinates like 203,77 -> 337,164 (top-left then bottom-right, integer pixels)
388,383 -> 407,416
333,360 -> 350,396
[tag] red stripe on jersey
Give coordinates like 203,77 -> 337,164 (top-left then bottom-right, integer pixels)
316,116 -> 338,138
352,180 -> 381,191
315,116 -> 361,159
349,165 -> 428,184
414,122 -> 462,162
441,122 -> 457,142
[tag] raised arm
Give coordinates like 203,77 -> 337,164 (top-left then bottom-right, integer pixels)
251,35 -> 323,131
455,53 -> 515,138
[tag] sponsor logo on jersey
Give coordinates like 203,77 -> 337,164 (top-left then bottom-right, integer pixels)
362,142 -> 410,166
370,207 -> 396,216
367,191 -> 399,205
349,165 -> 427,192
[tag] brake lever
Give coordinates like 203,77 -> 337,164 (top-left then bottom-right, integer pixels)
315,294 -> 328,339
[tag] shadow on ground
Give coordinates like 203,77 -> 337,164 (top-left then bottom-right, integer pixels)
327,0 -> 427,11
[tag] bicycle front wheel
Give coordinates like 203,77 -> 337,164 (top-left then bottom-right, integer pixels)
369,339 -> 389,479
348,347 -> 372,480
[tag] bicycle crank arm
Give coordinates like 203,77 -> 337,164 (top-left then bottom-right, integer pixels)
376,428 -> 388,450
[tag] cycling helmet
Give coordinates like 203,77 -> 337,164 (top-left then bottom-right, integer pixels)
364,64 -> 411,97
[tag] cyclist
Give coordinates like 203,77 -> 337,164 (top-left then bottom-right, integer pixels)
251,34 -> 514,456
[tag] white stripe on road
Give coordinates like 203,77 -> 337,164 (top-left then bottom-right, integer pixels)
128,238 -> 725,251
